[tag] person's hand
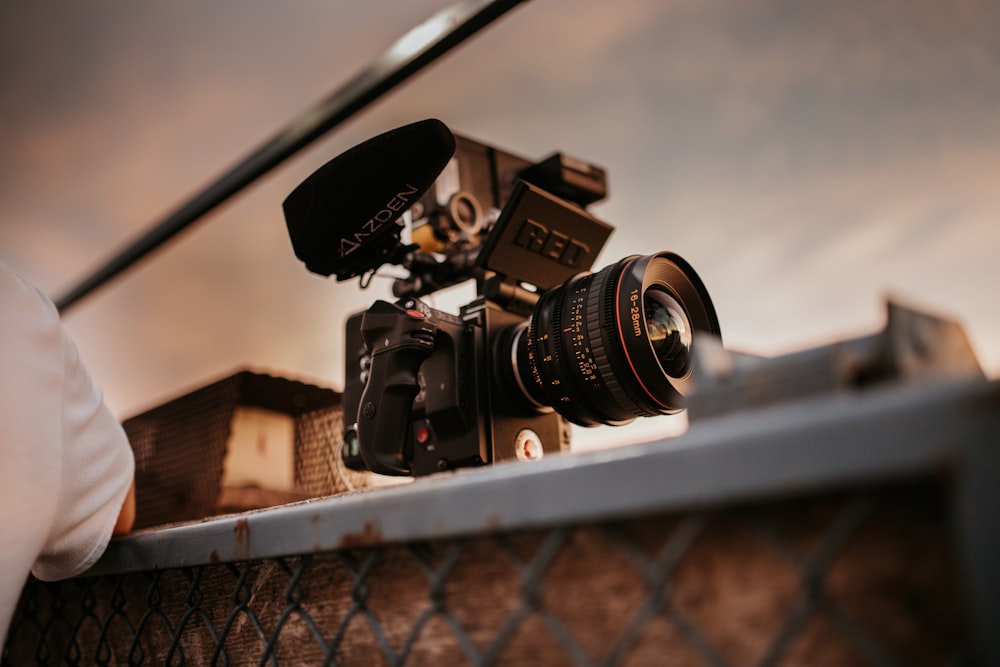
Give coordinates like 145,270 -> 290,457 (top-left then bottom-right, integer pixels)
112,479 -> 136,536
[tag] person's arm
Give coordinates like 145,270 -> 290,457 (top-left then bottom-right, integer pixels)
2,262 -> 135,641
33,323 -> 136,578
0,263 -> 136,581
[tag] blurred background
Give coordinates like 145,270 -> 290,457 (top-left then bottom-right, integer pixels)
2,0 -> 997,448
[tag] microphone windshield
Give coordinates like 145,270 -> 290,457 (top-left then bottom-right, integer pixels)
283,118 -> 456,280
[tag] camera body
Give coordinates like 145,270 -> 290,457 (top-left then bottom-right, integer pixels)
282,120 -> 721,478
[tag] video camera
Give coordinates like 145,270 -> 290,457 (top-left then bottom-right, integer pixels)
283,119 -> 721,476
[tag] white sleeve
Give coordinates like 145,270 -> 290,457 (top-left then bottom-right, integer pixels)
30,322 -> 135,582
0,262 -> 134,585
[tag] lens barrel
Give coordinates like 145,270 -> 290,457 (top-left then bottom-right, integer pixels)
508,252 -> 721,426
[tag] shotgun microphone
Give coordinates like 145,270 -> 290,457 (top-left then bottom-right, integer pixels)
283,118 -> 456,281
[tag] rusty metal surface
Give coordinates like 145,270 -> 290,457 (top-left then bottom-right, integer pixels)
92,377 -> 997,575
5,482 -> 966,666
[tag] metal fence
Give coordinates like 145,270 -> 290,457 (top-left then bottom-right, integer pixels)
3,483 -> 963,666
4,377 -> 997,665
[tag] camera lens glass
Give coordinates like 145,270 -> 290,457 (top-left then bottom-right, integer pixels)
502,252 -> 721,427
644,288 -> 692,378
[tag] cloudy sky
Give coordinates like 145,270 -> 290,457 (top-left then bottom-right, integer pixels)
1,0 -> 997,447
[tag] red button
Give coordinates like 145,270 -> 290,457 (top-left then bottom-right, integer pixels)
405,309 -> 425,319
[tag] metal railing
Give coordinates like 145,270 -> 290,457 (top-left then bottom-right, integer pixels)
5,377 -> 998,665
6,488 -> 957,666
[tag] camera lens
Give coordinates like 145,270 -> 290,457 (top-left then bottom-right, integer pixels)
504,252 -> 720,427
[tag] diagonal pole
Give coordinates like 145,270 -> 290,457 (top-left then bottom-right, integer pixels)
56,0 -> 529,313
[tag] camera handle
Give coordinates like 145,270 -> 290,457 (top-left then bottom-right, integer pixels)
357,300 -> 437,475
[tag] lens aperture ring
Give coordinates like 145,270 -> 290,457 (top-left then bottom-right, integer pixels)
508,324 -> 549,411
550,273 -> 614,426
529,277 -> 615,426
527,284 -> 571,408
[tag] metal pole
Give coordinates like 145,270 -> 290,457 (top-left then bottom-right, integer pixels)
55,0 -> 529,312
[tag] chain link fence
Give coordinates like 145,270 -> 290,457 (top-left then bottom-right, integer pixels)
4,480 -> 963,666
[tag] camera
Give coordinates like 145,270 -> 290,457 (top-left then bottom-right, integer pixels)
283,120 -> 721,477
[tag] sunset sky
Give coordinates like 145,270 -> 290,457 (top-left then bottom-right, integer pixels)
2,0 -> 997,448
